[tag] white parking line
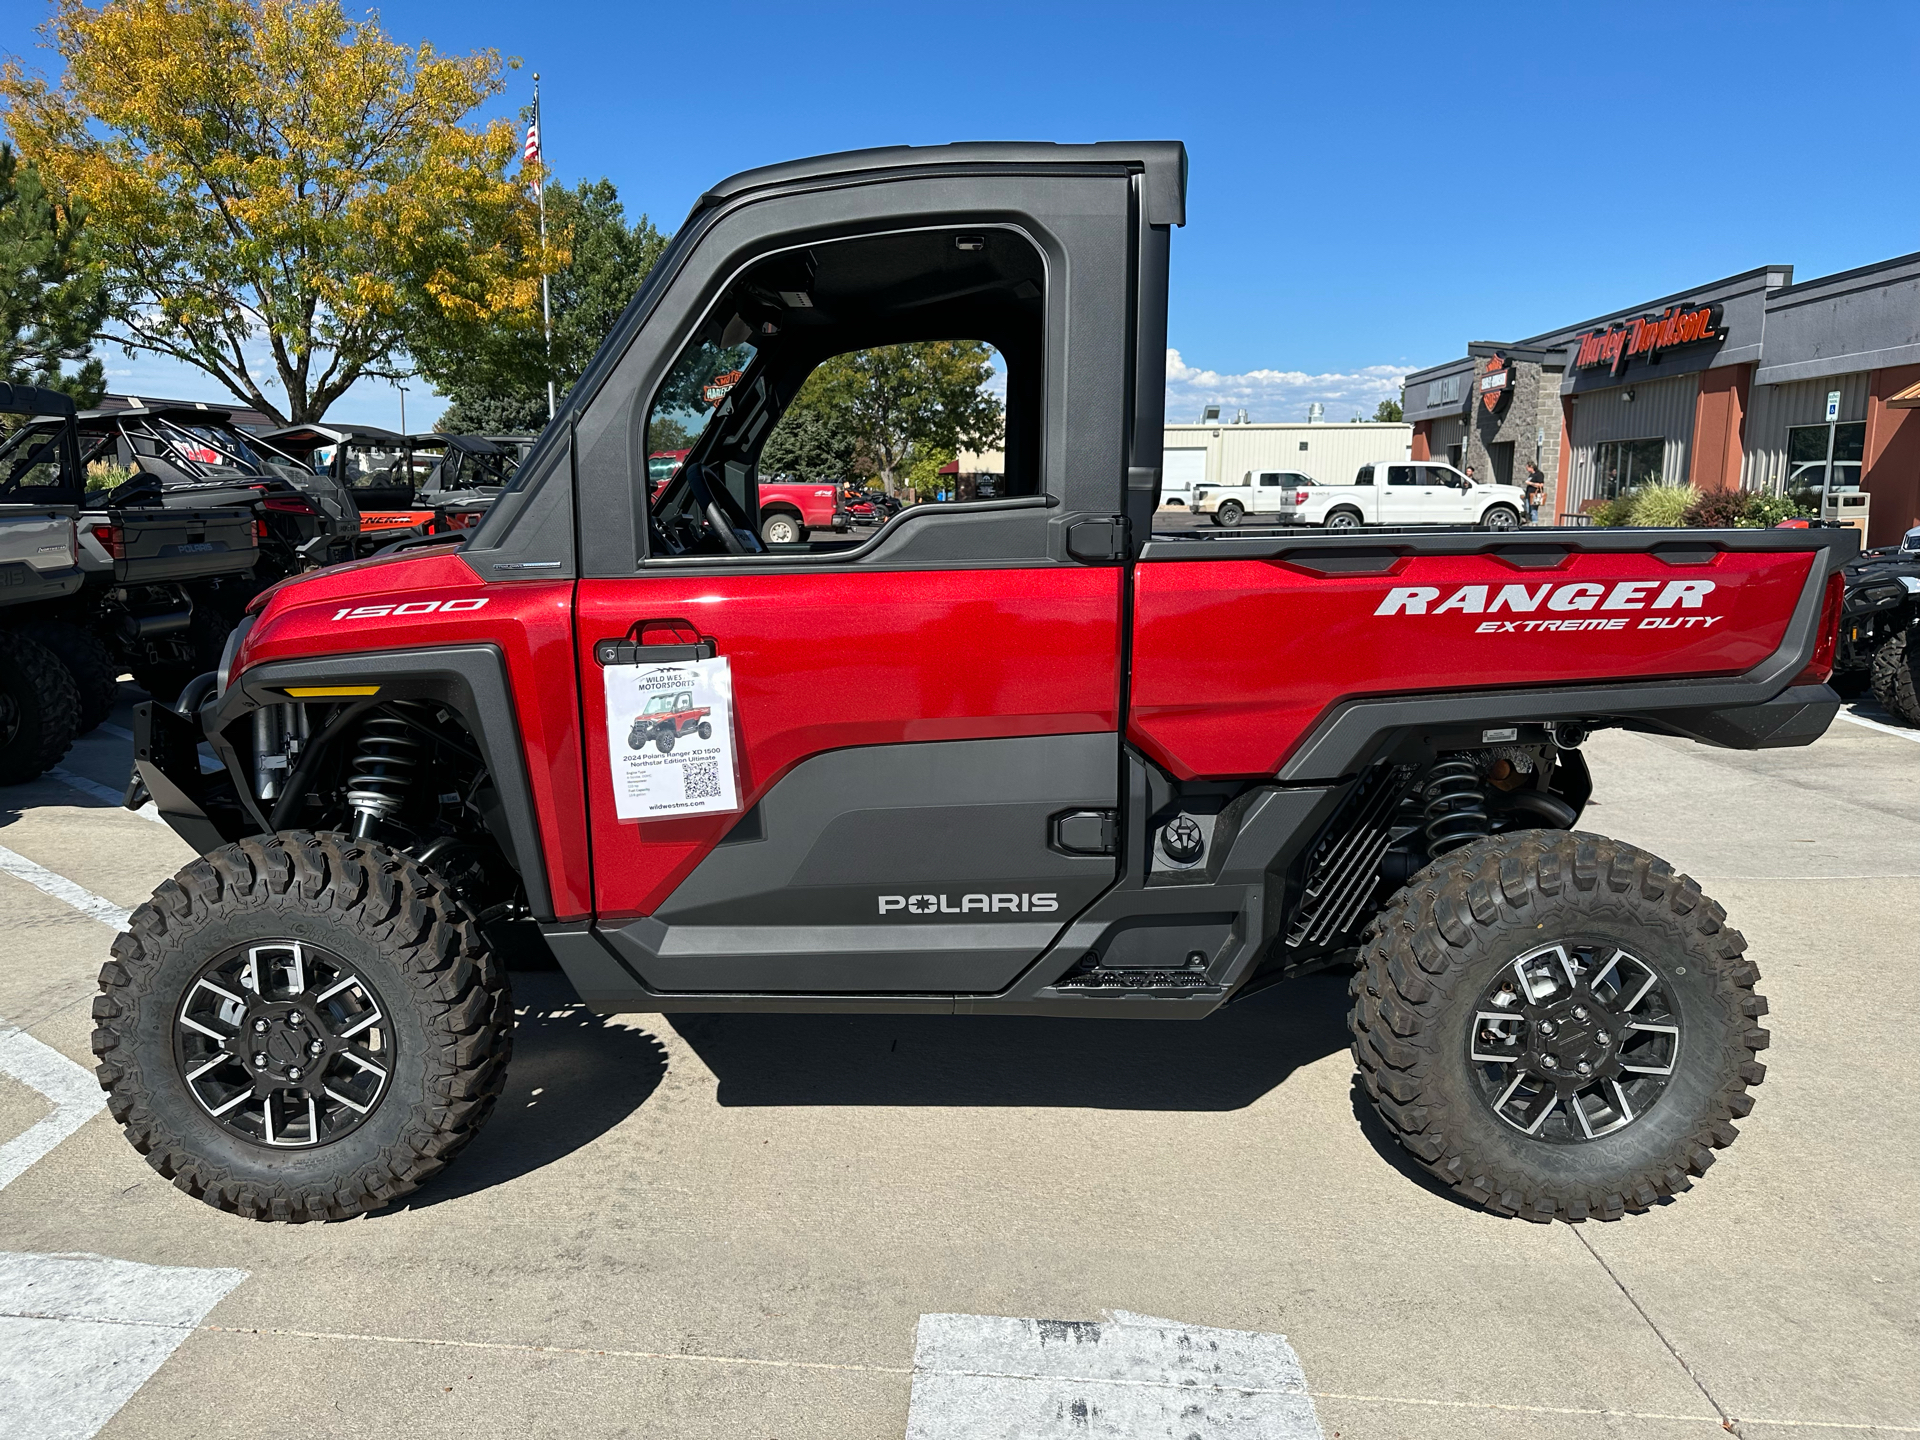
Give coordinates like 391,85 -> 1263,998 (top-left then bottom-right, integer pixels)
906,1311 -> 1324,1439
46,768 -> 163,824
0,846 -> 131,932
0,1029 -> 107,1193
1835,709 -> 1920,744
0,1252 -> 246,1440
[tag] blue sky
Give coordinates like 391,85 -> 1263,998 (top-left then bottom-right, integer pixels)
6,0 -> 1917,429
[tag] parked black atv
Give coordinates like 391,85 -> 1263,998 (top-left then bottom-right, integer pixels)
1833,524 -> 1920,724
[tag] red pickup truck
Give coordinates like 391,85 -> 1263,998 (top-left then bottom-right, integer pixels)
113,142 -> 1848,1230
652,451 -> 842,544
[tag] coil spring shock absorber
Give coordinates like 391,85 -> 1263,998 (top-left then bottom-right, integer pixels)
345,715 -> 420,839
1423,754 -> 1490,857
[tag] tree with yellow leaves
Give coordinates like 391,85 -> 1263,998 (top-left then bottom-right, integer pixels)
1,0 -> 548,424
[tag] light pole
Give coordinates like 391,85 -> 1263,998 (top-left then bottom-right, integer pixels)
398,384 -> 408,437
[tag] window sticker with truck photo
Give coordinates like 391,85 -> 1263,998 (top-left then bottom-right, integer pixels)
602,656 -> 740,820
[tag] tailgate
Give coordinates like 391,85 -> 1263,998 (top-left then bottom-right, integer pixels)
92,506 -> 258,584
1129,526 -> 1854,780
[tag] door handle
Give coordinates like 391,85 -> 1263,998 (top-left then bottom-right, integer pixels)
595,618 -> 716,666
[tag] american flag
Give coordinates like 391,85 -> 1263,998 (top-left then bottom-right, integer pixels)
523,122 -> 540,165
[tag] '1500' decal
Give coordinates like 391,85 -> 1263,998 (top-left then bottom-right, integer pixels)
330,598 -> 490,621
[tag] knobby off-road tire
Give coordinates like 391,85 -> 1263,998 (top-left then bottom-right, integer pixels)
20,617 -> 119,733
91,832 -> 513,1221
0,627 -> 80,785
1350,830 -> 1768,1222
1869,628 -> 1920,726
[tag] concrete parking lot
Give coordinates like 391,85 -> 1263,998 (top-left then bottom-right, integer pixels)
1,685 -> 1916,1439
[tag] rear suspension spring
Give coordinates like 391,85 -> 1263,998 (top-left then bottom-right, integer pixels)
1424,754 -> 1490,856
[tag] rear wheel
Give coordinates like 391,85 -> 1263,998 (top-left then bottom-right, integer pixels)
1350,830 -> 1768,1222
20,618 -> 119,733
1869,628 -> 1920,725
91,833 -> 512,1221
1324,507 -> 1363,530
1215,500 -> 1244,527
760,511 -> 804,546
1482,504 -> 1522,531
697,721 -> 712,740
0,628 -> 80,785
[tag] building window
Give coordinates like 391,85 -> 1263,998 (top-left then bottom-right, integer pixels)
1785,422 -> 1865,495
1593,438 -> 1665,498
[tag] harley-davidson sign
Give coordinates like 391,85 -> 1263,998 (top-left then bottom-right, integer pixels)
1573,303 -> 1724,378
1479,355 -> 1513,414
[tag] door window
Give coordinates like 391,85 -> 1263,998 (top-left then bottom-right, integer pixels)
1387,466 -> 1417,486
1258,472 -> 1283,486
641,227 -> 1043,560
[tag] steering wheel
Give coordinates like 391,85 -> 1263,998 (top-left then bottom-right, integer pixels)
683,464 -> 764,555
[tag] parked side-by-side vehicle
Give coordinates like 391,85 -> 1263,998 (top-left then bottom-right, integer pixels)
102,143 -> 1847,1230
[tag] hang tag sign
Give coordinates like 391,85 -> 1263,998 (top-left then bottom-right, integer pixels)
603,656 -> 741,820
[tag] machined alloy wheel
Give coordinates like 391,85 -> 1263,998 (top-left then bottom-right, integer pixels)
173,941 -> 394,1149
1351,830 -> 1769,1222
1324,508 -> 1362,530
1467,942 -> 1679,1142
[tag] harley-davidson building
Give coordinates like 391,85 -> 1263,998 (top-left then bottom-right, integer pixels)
1404,250 -> 1920,545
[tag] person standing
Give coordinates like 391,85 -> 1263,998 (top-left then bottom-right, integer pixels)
1524,462 -> 1546,524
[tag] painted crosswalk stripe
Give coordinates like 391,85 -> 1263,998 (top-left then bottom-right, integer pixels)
906,1311 -> 1325,1438
0,1028 -> 108,1193
0,845 -> 131,931
46,767 -> 164,824
0,1252 -> 247,1440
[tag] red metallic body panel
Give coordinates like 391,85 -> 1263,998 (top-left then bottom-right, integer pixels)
577,566 -> 1122,917
1128,549 -> 1813,779
234,551 -> 591,918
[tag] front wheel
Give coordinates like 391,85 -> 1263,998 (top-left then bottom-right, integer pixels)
1350,830 -> 1768,1222
91,833 -> 512,1221
1481,504 -> 1522,531
655,731 -> 676,754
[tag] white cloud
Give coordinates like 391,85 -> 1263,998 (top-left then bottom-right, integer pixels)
1165,348 -> 1411,423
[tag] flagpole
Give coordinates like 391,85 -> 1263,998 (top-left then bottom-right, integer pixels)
534,73 -> 555,421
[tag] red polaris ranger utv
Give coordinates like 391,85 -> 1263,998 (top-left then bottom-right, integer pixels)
105,143 -> 1849,1225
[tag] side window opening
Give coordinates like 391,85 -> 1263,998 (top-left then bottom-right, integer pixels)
1355,465 -> 1374,486
641,227 -> 1042,560
1387,465 -> 1416,486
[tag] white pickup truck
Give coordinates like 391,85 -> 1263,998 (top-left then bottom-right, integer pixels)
1195,461 -> 1528,530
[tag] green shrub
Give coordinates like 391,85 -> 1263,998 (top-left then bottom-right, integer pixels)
84,459 -> 132,500
1626,482 -> 1698,528
1737,492 -> 1815,528
1585,494 -> 1633,527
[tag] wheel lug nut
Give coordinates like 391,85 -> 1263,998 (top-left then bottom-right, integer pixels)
286,1012 -> 302,1027
252,1052 -> 268,1068
1577,1061 -> 1592,1076
308,1039 -> 324,1057
286,1066 -> 303,1082
252,1018 -> 269,1034
1539,1021 -> 1555,1037
1546,1054 -> 1561,1068
1596,1031 -> 1611,1046
1573,1006 -> 1589,1021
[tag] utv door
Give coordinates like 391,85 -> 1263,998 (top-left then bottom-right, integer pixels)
560,164 -> 1158,995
